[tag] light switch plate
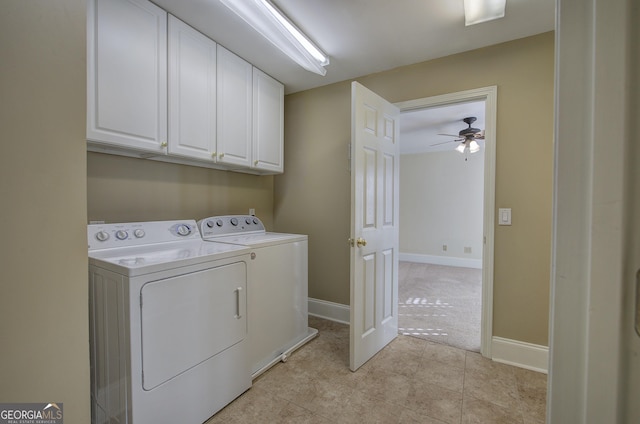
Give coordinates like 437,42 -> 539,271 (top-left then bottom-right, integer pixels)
498,208 -> 512,225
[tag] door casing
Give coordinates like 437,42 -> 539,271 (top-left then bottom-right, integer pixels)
395,86 -> 497,358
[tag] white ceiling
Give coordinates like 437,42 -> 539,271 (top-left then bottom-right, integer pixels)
152,0 -> 555,94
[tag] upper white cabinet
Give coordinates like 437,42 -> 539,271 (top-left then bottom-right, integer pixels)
87,0 -> 284,174
252,68 -> 284,173
87,0 -> 168,154
216,46 -> 253,169
168,15 -> 217,162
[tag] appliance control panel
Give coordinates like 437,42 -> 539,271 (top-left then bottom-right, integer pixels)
88,220 -> 200,251
198,215 -> 265,238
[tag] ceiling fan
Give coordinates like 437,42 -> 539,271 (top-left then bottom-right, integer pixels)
431,116 -> 484,157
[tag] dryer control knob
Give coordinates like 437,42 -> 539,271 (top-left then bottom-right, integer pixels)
230,217 -> 238,226
176,224 -> 191,236
206,220 -> 214,228
134,229 -> 145,238
216,219 -> 223,227
95,231 -> 109,242
115,230 -> 128,240
252,218 -> 259,225
245,217 -> 252,225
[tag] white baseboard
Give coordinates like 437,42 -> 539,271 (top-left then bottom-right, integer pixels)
308,298 -> 350,325
400,253 -> 482,269
491,336 -> 548,374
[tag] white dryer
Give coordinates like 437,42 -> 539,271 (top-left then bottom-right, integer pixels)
197,215 -> 317,378
88,220 -> 252,424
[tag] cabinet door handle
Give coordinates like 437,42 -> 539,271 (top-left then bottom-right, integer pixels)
254,160 -> 259,166
234,287 -> 243,319
160,141 -> 167,148
219,153 -> 225,159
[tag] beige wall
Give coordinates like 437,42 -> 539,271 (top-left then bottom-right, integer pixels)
274,82 -> 352,302
275,32 -> 554,346
400,149 -> 484,261
0,1 -> 90,423
87,153 -> 275,227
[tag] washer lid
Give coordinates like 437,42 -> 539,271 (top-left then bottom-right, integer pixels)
88,240 -> 250,276
205,232 -> 307,248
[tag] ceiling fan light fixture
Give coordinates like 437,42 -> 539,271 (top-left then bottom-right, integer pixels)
463,0 -> 506,26
220,0 -> 329,75
469,139 -> 480,153
456,143 -> 467,154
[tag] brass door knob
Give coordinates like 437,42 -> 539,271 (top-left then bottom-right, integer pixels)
348,237 -> 367,247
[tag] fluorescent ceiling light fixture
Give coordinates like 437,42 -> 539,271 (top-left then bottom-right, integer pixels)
220,0 -> 329,76
464,0 -> 506,26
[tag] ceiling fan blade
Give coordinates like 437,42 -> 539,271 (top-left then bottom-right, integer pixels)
430,138 -> 462,146
437,133 -> 460,137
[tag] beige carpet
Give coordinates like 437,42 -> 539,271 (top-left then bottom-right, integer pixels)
398,261 -> 482,352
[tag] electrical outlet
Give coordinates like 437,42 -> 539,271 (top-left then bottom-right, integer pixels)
442,244 -> 448,252
464,246 -> 472,254
249,208 -> 255,216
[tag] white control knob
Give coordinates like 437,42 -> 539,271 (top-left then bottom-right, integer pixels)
115,230 -> 128,240
95,231 -> 109,242
230,217 -> 238,226
134,229 -> 145,238
176,224 -> 191,236
216,219 -> 223,227
245,218 -> 252,225
252,218 -> 259,225
206,220 -> 214,228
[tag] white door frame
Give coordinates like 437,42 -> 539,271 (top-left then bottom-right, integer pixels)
395,86 -> 497,358
548,0 -> 637,421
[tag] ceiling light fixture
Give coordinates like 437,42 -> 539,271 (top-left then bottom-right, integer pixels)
456,139 -> 481,156
463,0 -> 506,26
220,0 -> 329,76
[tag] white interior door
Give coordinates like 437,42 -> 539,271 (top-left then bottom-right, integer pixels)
349,82 -> 400,371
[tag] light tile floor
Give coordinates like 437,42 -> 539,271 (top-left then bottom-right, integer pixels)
206,316 -> 547,424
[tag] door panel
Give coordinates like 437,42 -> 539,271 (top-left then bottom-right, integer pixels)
140,262 -> 246,390
87,0 -> 167,152
350,82 -> 400,371
168,15 -> 217,160
364,148 -> 377,228
382,249 -> 393,320
362,253 -> 376,335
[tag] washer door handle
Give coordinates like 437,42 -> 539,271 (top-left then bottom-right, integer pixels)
234,287 -> 243,319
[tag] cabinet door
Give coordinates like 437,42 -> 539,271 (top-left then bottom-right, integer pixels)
87,0 -> 167,153
168,15 -> 216,161
252,68 -> 284,173
217,46 -> 252,168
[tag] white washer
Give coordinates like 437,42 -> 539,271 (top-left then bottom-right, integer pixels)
197,215 -> 317,378
88,220 -> 252,424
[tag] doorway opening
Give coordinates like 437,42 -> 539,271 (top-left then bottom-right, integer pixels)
395,86 -> 497,357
